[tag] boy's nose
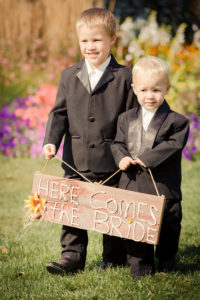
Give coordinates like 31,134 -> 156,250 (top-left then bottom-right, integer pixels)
87,42 -> 95,50
147,91 -> 154,98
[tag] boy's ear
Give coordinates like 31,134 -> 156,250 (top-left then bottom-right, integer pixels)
166,84 -> 171,93
131,83 -> 137,94
110,34 -> 117,45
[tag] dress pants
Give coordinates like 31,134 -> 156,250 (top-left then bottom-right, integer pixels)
126,239 -> 154,276
60,171 -> 126,268
156,199 -> 182,261
124,199 -> 182,276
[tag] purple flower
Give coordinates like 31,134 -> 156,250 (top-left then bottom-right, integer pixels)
183,113 -> 200,161
0,90 -> 63,158
0,96 -> 31,157
188,114 -> 198,122
182,148 -> 192,160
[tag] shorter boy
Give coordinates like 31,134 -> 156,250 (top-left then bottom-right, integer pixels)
111,56 -> 189,278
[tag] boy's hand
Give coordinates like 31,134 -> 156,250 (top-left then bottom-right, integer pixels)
43,144 -> 56,159
119,156 -> 135,170
119,156 -> 147,170
134,157 -> 146,168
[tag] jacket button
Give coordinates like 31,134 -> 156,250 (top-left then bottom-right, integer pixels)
88,117 -> 95,122
89,143 -> 95,148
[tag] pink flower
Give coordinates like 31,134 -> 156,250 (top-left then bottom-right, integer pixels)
0,84 -> 63,158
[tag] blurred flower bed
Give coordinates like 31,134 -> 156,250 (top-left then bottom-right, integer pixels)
0,84 -> 63,158
183,114 -> 200,160
0,37 -> 79,103
0,12 -> 199,160
0,38 -> 78,158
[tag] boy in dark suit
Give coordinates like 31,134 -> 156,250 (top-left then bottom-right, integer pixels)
111,56 -> 189,278
42,8 -> 137,275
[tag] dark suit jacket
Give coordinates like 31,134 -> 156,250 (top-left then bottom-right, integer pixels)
43,55 -> 137,173
111,101 -> 189,199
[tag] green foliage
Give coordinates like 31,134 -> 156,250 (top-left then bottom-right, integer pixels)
0,82 -> 27,105
0,156 -> 200,299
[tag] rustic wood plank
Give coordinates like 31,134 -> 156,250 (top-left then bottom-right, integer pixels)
32,172 -> 165,245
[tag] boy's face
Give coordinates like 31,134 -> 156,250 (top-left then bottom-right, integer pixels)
77,24 -> 116,69
132,71 -> 170,111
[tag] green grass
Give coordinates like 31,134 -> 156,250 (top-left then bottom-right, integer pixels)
0,156 -> 200,300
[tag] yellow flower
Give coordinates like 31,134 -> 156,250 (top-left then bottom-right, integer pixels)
126,217 -> 133,224
24,193 -> 46,214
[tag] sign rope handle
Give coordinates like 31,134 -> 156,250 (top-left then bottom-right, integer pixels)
40,158 -> 49,174
102,167 -> 160,196
148,168 -> 160,197
55,155 -> 92,183
40,156 -> 160,196
101,168 -> 121,185
40,155 -> 120,184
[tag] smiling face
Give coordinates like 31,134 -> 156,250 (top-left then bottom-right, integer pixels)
132,70 -> 170,111
77,24 -> 116,69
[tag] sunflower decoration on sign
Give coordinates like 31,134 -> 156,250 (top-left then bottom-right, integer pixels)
24,192 -> 46,220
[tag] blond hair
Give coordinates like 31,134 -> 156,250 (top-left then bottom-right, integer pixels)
76,8 -> 116,37
132,56 -> 170,85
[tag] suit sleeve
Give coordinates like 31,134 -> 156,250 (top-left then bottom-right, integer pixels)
43,72 -> 68,151
111,114 -> 132,167
139,115 -> 189,169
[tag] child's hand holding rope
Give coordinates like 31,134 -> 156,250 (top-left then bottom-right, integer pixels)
43,144 -> 56,159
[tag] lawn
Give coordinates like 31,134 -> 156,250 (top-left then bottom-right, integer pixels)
0,156 -> 200,300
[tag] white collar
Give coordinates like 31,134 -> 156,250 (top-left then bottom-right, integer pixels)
142,106 -> 157,116
142,106 -> 158,131
85,55 -> 111,75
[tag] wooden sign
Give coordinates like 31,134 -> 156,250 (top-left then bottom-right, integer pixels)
32,172 -> 165,245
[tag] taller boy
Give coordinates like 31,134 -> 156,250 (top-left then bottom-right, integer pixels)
43,8 -> 137,275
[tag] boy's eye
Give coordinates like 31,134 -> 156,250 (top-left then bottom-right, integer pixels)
153,89 -> 160,92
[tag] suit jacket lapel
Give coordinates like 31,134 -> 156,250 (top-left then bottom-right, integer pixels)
76,55 -> 119,94
142,100 -> 170,152
92,55 -> 119,93
76,60 -> 91,94
128,107 -> 142,159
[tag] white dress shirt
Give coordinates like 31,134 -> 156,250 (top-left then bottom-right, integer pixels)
85,55 -> 111,91
142,107 -> 157,131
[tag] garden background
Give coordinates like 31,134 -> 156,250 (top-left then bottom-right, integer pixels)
0,0 -> 200,299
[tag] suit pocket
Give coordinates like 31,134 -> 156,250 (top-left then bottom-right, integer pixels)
104,138 -> 113,143
71,136 -> 80,139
